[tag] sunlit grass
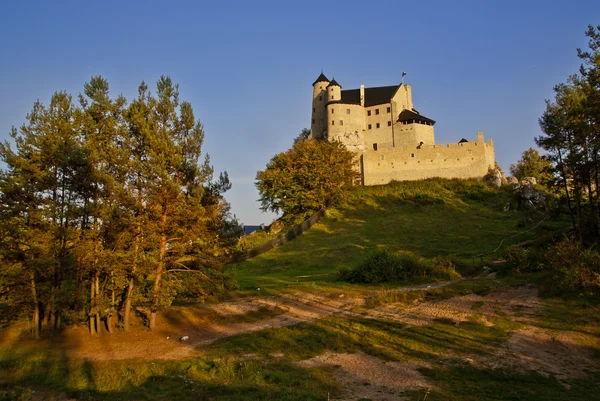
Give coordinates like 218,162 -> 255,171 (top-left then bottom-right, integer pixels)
229,179 -> 569,291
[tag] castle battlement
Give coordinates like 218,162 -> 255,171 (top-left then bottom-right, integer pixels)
310,73 -> 496,186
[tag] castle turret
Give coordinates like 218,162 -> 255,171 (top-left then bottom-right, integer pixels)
326,78 -> 341,102
311,72 -> 330,140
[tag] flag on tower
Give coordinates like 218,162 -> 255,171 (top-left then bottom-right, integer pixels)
402,71 -> 407,77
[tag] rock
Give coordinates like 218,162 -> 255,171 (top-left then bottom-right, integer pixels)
180,336 -> 189,341
518,183 -> 556,212
508,176 -> 519,185
483,163 -> 508,187
521,177 -> 537,185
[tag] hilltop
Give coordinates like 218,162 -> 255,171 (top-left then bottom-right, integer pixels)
232,178 -> 566,291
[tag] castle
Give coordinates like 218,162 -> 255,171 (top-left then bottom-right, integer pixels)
310,73 -> 496,185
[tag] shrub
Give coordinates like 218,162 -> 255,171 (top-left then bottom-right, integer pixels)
544,239 -> 600,292
337,250 -> 458,284
502,245 -> 544,274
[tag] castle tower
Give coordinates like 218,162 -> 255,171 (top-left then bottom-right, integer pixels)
311,72 -> 330,140
326,78 -> 341,102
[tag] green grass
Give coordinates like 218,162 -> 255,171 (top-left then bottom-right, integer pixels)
0,348 -> 336,400
406,366 -> 600,401
203,314 -> 519,363
229,179 -> 569,291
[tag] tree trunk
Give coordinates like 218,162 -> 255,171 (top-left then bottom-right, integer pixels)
95,273 -> 101,333
89,280 -> 97,335
150,206 -> 168,331
30,273 -> 40,340
123,209 -> 141,333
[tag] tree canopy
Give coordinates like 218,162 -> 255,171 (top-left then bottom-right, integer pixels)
536,25 -> 600,243
509,147 -> 553,185
256,138 -> 357,224
0,76 -> 238,337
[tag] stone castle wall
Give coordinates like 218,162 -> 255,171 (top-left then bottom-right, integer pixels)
361,135 -> 495,186
310,76 -> 496,185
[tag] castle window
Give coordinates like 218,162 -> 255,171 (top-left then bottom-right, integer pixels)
313,108 -> 315,113
376,109 -> 380,115
340,120 -> 343,126
332,120 -> 334,125
312,119 -> 315,124
411,153 -> 415,158
368,110 -> 371,116
368,124 -> 372,130
373,143 -> 378,151
346,109 -> 350,114
387,107 -> 391,113
387,121 -> 391,126
331,96 -> 334,99
376,123 -> 380,128
331,108 -> 334,113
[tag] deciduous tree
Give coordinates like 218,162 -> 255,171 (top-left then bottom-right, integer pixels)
256,139 -> 357,223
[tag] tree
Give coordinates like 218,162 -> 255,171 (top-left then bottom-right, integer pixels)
0,76 -> 237,337
256,139 -> 357,223
293,128 -> 311,144
536,25 -> 600,243
509,147 -> 553,185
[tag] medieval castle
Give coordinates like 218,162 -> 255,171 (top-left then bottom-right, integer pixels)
310,73 -> 496,185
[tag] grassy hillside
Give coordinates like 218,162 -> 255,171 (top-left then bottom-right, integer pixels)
231,179 -> 568,290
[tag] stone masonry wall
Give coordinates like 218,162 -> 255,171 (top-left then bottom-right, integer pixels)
362,137 -> 495,186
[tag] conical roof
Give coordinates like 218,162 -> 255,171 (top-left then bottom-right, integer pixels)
326,78 -> 341,88
312,72 -> 330,86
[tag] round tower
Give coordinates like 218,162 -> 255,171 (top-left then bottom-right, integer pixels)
327,78 -> 341,102
311,72 -> 330,140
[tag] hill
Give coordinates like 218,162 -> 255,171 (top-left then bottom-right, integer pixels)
231,178 -> 567,290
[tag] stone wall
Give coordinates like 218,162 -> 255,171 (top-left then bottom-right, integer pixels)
328,103 -> 366,152
362,136 -> 495,186
311,82 -> 328,139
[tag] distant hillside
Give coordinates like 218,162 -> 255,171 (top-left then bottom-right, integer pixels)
231,179 -> 567,290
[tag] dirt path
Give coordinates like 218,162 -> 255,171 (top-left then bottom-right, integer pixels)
35,278 -> 462,361
6,277 -> 598,400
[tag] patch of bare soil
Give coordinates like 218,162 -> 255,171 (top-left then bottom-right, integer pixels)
489,326 -> 598,381
298,351 -> 430,401
5,279 -> 597,388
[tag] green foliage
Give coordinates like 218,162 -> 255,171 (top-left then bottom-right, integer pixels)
236,229 -> 274,252
501,245 -> 545,275
536,25 -> 600,242
337,250 -> 457,284
509,147 -> 553,184
0,76 -> 238,335
293,127 -> 311,144
544,238 -> 600,292
256,139 -> 358,223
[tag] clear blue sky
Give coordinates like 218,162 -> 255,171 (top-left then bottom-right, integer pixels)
1,1 -> 598,224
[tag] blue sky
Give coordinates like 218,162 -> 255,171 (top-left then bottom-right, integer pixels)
1,1 -> 598,224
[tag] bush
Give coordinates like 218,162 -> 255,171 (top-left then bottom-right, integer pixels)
337,250 -> 458,284
544,239 -> 600,292
502,245 -> 545,274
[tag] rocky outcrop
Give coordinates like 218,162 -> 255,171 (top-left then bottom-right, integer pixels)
517,183 -> 556,212
484,163 -> 508,187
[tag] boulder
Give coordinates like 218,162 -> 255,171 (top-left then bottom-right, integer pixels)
508,176 -> 519,185
518,183 -> 556,212
483,163 -> 508,188
521,177 -> 537,185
